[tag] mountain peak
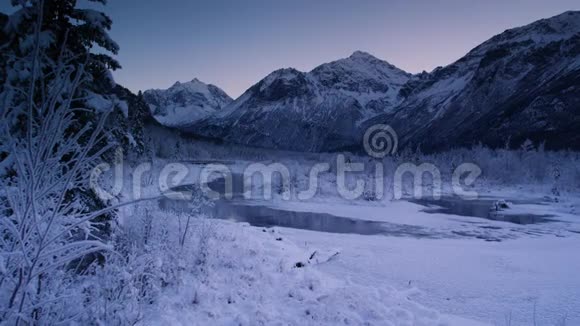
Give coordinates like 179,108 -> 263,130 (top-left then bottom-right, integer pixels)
269,67 -> 303,78
336,51 -> 407,74
349,50 -> 379,61
310,51 -> 411,97
169,78 -> 206,89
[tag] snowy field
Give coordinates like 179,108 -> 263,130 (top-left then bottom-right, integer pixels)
142,219 -> 483,326
124,136 -> 580,325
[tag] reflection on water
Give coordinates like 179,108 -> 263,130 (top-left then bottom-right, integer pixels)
216,203 -> 385,234
411,197 -> 556,225
214,202 -> 440,237
159,177 -> 442,237
159,176 -> 557,241
159,193 -> 438,237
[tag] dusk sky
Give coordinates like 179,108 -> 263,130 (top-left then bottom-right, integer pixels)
4,1 -> 580,97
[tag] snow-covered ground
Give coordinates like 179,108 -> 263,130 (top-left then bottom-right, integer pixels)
124,138 -> 580,325
143,219 -> 485,326
256,198 -> 580,325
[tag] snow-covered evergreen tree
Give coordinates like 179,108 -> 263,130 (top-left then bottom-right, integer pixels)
0,1 -> 135,323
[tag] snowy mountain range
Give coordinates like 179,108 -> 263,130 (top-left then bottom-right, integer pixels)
145,52 -> 411,151
144,11 -> 580,152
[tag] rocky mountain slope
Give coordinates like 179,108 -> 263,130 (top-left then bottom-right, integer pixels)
364,10 -> 580,151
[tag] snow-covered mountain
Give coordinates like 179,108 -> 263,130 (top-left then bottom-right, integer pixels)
311,51 -> 412,116
143,78 -> 232,127
364,10 -> 580,151
182,52 -> 412,151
